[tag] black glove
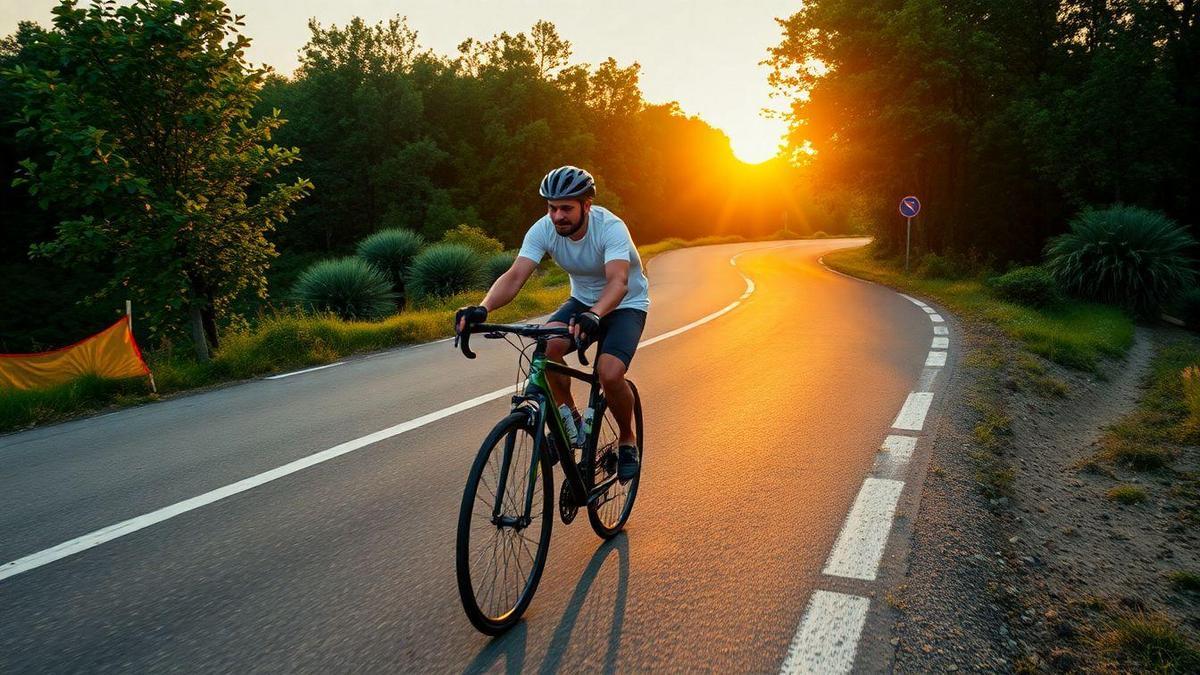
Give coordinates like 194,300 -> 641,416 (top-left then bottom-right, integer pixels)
570,310 -> 601,344
455,305 -> 488,332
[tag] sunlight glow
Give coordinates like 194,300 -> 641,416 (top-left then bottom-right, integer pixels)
727,116 -> 788,164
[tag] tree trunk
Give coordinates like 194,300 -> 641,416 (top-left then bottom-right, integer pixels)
189,305 -> 211,362
201,304 -> 220,351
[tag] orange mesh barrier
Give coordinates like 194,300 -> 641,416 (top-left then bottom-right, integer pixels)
0,317 -> 152,390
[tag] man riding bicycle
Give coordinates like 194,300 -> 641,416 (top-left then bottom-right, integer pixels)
456,165 -> 650,481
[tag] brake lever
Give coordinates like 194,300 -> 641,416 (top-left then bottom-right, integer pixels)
575,335 -> 590,366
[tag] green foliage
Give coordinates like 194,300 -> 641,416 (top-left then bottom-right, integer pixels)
990,266 -> 1061,308
485,252 -> 516,284
0,374 -> 149,432
405,243 -> 485,300
1171,287 -> 1200,328
1106,485 -> 1147,504
1098,613 -> 1200,672
356,228 -> 425,292
915,253 -> 970,280
290,258 -> 396,320
4,0 -> 311,359
1167,571 -> 1200,593
1045,206 -> 1196,316
440,224 -> 505,256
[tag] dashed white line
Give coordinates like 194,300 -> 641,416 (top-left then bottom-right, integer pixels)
929,314 -> 944,323
925,351 -> 947,367
822,478 -> 906,580
892,392 -> 935,431
921,306 -> 936,314
781,591 -> 871,675
881,435 -> 917,462
931,337 -> 949,349
934,325 -> 948,335
264,362 -> 346,379
915,367 -> 940,392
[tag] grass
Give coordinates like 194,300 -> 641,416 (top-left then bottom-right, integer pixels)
1166,570 -> 1200,593
2,231 -> 817,433
1106,484 -> 1148,504
1097,339 -> 1200,471
822,244 -> 1135,372
1095,613 -> 1200,673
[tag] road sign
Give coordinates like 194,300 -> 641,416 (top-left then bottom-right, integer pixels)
899,196 -> 921,218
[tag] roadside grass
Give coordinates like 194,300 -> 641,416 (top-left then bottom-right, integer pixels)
2,231 -> 827,433
1105,484 -> 1148,504
965,341 -> 1017,499
1094,612 -> 1200,673
1097,339 -> 1200,471
822,244 -> 1134,372
1166,570 -> 1200,593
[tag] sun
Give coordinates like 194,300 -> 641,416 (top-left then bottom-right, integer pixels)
726,119 -> 786,164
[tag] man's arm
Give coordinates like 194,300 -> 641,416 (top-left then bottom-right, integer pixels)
456,256 -> 538,332
589,259 -> 630,317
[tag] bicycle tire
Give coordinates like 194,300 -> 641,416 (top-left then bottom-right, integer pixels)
456,410 -> 554,635
586,380 -> 643,539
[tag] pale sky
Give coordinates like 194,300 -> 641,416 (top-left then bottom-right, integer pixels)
1,1 -> 796,163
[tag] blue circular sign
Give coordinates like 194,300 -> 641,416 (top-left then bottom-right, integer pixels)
899,195 -> 921,218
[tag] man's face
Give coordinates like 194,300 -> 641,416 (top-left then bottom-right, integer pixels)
547,198 -> 591,234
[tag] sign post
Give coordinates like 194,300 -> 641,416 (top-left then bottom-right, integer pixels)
899,196 -> 921,273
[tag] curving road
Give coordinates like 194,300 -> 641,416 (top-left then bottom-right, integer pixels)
0,239 -> 939,672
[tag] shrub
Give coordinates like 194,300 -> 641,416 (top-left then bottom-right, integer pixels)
916,252 -> 968,279
1183,366 -> 1200,431
485,252 -> 516,284
1044,205 -> 1197,316
406,243 -> 485,300
1106,484 -> 1147,504
290,258 -> 396,320
990,265 -> 1062,307
1172,287 -> 1200,327
439,223 -> 504,256
356,228 -> 424,295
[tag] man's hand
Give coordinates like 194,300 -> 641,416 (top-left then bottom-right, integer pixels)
455,305 -> 488,333
569,311 -> 601,345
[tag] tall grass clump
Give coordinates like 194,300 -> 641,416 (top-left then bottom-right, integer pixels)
406,243 -> 485,301
439,223 -> 504,255
356,228 -> 424,301
1044,206 -> 1197,316
291,257 -> 396,320
1182,365 -> 1200,434
485,252 -> 516,284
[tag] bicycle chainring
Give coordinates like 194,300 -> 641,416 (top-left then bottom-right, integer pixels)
559,481 -> 578,525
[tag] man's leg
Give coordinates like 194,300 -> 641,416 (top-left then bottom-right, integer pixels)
597,354 -> 635,446
544,325 -> 577,412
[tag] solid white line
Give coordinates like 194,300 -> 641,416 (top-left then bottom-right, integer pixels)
925,351 -> 947,367
781,591 -> 871,675
929,314 -> 944,323
264,362 -> 346,380
931,337 -> 949,349
933,325 -> 948,335
822,478 -> 905,580
0,248 -> 763,583
893,392 -> 934,431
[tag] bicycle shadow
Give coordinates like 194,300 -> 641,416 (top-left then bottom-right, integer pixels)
462,532 -> 630,675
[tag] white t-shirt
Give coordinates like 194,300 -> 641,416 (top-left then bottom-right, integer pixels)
517,205 -> 650,312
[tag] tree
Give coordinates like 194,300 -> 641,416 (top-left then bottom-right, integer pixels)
6,0 -> 311,361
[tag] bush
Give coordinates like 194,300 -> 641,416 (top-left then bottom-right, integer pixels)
485,252 -> 516,284
1172,287 -> 1200,327
1044,205 -> 1197,316
406,244 -> 485,300
990,265 -> 1062,308
439,223 -> 504,256
356,228 -> 424,294
916,252 -> 969,279
290,258 -> 396,320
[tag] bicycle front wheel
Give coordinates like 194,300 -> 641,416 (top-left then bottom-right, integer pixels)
586,380 -> 644,538
456,411 -> 554,635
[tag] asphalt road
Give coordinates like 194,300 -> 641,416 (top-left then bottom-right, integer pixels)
0,239 -> 934,672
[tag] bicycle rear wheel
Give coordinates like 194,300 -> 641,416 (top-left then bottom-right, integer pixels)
456,411 -> 554,635
586,380 -> 643,538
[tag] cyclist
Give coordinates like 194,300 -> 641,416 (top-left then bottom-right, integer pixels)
456,165 -> 649,481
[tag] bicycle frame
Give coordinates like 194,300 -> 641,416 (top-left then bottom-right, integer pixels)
493,339 -> 621,526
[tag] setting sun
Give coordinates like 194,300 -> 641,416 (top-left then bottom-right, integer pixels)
726,117 -> 787,164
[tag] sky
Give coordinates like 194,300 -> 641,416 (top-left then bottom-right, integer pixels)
1,1 -> 797,163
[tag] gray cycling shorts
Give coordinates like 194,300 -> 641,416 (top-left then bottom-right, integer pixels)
547,298 -> 647,368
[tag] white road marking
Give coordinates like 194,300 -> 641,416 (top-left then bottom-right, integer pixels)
822,478 -> 906,580
934,325 -> 948,335
921,306 -> 936,314
264,362 -> 346,379
931,337 -> 949,349
781,591 -> 871,675
929,314 -> 944,323
0,248 -> 764,583
915,367 -> 940,392
897,293 -> 927,308
925,351 -> 947,367
893,392 -> 934,431
881,435 -> 917,462
873,435 -> 918,480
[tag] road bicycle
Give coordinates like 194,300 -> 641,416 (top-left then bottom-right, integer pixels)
453,322 -> 644,635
